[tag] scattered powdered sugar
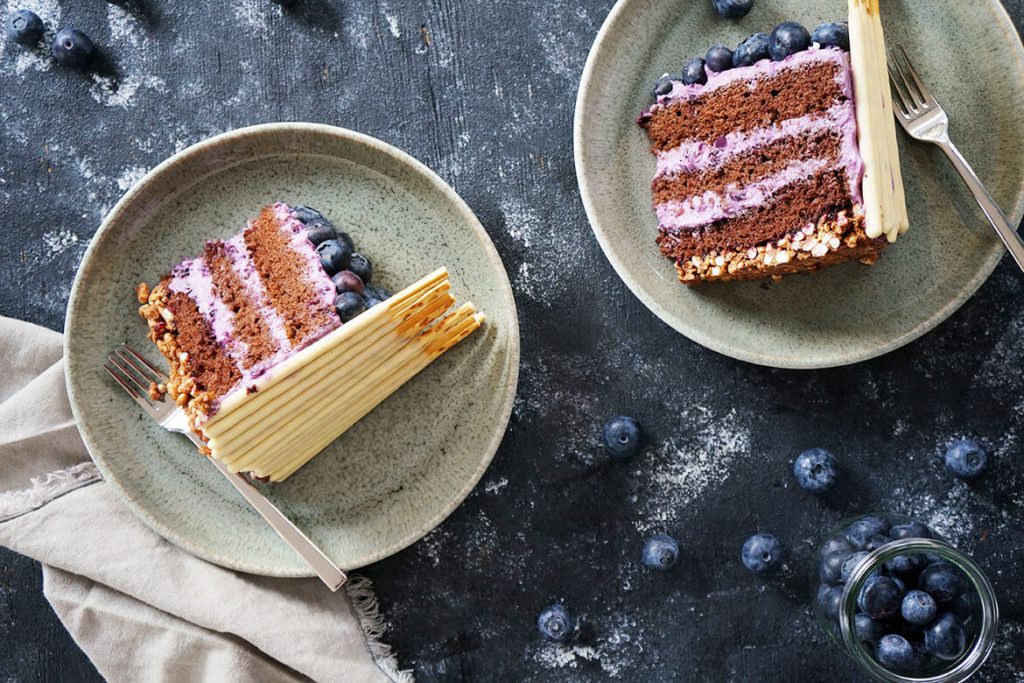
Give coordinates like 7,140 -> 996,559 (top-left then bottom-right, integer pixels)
90,73 -> 167,109
483,477 -> 508,495
532,4 -> 595,82
888,483 -> 976,547
41,229 -> 79,257
107,4 -> 143,49
12,47 -> 51,74
500,195 -> 537,248
634,407 -> 751,534
531,611 -> 640,678
115,165 -> 148,191
346,9 -> 374,50
386,14 -> 401,38
416,527 -> 443,568
232,0 -> 278,35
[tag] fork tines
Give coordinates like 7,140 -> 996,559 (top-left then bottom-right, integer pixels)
887,46 -> 934,119
104,344 -> 167,405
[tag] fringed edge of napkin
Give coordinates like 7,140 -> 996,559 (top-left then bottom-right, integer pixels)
0,462 -> 101,523
346,575 -> 414,683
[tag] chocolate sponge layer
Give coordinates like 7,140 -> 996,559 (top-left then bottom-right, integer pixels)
652,129 -> 844,204
244,207 -> 336,348
644,62 -> 848,152
656,168 -> 853,263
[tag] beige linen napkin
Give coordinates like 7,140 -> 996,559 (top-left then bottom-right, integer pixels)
0,316 -> 409,683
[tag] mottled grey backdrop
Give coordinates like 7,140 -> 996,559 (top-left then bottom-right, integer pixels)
2,0 -> 1024,680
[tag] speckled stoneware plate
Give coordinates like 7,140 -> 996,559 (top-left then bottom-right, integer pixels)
64,123 -> 519,576
576,0 -> 1024,368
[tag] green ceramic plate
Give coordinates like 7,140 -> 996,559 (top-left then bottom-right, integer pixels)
65,124 -> 519,576
576,0 -> 1024,368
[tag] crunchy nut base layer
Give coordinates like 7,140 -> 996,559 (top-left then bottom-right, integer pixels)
675,206 -> 885,284
137,281 -> 215,434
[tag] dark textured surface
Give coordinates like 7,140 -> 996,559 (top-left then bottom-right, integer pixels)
2,1 -> 1024,681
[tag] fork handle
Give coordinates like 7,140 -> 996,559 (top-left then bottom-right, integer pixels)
208,458 -> 347,591
939,140 -> 1024,272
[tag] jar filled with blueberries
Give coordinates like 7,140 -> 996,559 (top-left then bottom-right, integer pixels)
813,514 -> 999,682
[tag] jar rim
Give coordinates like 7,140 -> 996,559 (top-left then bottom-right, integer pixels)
839,538 -> 999,683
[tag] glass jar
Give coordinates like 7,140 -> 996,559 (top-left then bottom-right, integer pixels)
813,516 -> 999,683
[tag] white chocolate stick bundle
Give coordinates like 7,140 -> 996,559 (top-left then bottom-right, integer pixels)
849,0 -> 910,242
200,267 -> 485,482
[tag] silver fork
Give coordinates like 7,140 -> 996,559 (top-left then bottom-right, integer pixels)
888,46 -> 1024,273
104,344 -> 346,591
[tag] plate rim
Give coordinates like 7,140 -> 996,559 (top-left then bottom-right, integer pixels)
63,122 -> 521,576
574,0 -> 1024,369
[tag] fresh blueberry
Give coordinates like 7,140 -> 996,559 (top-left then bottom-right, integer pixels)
336,230 -> 355,250
304,218 -> 338,246
840,551 -> 872,584
292,205 -> 325,223
348,253 -> 373,284
334,291 -> 367,323
819,535 -> 856,560
705,45 -> 734,73
818,584 -> 843,623
51,28 -> 95,68
316,239 -> 352,275
885,553 -> 926,578
919,562 -> 968,602
642,534 -> 680,571
362,285 -> 392,308
949,593 -> 977,622
858,576 -> 904,620
711,0 -> 755,20
733,32 -> 770,67
819,550 -> 849,586
792,448 -> 839,494
537,604 -> 575,643
877,634 -> 916,671
863,534 -> 892,552
768,21 -> 811,61
854,613 -> 888,643
845,516 -> 891,549
332,270 -> 364,295
901,590 -> 938,626
6,10 -> 44,46
889,521 -> 934,540
741,533 -> 784,575
890,576 -> 907,595
681,58 -> 707,85
653,76 -> 674,97
602,416 -> 642,459
924,612 -> 967,661
944,438 -> 988,480
811,22 -> 850,51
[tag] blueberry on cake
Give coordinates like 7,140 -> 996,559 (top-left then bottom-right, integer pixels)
638,9 -> 908,285
137,204 -> 482,481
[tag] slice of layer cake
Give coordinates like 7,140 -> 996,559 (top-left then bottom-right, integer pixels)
139,203 -> 351,423
638,13 -> 907,284
136,204 -> 483,481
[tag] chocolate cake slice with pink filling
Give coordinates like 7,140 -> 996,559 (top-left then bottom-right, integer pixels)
136,203 -> 484,482
638,10 -> 908,284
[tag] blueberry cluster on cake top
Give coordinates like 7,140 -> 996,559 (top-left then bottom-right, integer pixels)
137,203 -> 390,423
638,20 -> 889,285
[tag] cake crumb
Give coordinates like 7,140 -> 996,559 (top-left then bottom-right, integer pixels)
135,282 -> 150,303
147,382 -> 166,401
